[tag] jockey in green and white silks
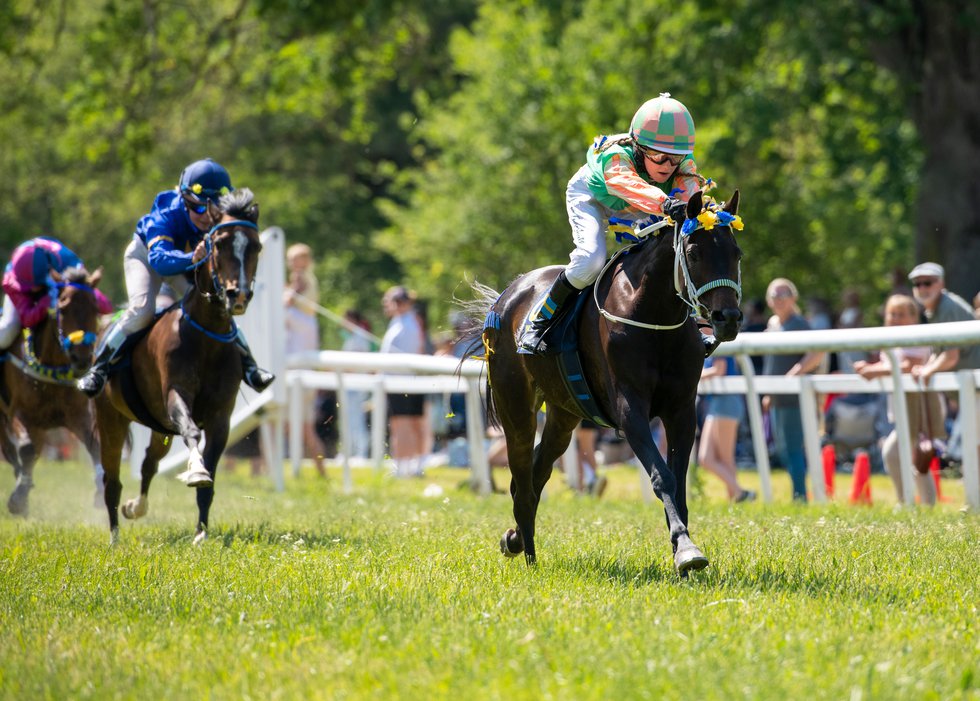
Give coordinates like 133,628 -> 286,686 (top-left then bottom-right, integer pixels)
518,93 -> 708,354
75,159 -> 274,397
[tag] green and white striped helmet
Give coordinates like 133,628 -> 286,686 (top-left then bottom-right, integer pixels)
630,93 -> 695,155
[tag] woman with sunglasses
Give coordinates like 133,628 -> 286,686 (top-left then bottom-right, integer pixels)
76,158 -> 274,397
0,236 -> 113,354
519,93 -> 709,354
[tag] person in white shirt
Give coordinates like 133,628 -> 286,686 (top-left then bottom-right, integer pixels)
380,286 -> 426,476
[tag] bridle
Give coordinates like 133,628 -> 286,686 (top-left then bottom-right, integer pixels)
186,219 -> 260,304
7,282 -> 99,385
594,217 -> 742,330
181,219 -> 259,343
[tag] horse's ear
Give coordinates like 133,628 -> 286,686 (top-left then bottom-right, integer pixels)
686,191 -> 704,219
50,269 -> 63,283
724,189 -> 740,216
207,200 -> 222,221
246,202 -> 259,223
88,267 -> 103,287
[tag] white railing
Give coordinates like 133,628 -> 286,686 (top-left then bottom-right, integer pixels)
285,351 -> 490,495
284,321 -> 980,508
706,320 -> 980,507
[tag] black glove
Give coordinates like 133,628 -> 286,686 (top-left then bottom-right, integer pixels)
662,197 -> 687,223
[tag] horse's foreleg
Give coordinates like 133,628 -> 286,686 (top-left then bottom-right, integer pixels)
122,432 -> 170,521
192,422 -> 231,545
7,427 -> 40,517
0,418 -> 26,514
166,390 -> 211,488
622,403 -> 707,576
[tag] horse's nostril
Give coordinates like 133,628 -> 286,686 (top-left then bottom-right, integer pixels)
226,288 -> 239,300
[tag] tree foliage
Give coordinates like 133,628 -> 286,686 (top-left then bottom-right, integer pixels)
1,0 -> 976,343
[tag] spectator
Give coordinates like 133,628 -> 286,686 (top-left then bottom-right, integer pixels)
853,294 -> 943,504
283,242 -> 325,476
836,288 -> 866,373
698,355 -> 755,502
340,309 -> 374,459
574,420 -> 607,497
761,278 -> 827,502
381,285 -> 427,477
740,298 -> 767,374
908,262 -> 980,473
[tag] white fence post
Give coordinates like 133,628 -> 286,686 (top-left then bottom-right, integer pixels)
736,354 -> 773,503
958,369 -> 979,508
799,376 -> 826,503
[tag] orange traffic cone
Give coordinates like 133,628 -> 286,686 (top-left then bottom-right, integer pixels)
822,444 -> 836,499
849,451 -> 872,505
929,456 -> 952,503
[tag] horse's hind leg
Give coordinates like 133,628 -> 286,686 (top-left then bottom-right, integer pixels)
496,395 -> 539,561
122,432 -> 170,521
94,396 -> 131,543
521,406 -> 579,564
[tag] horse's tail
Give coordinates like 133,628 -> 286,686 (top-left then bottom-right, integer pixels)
454,280 -> 502,428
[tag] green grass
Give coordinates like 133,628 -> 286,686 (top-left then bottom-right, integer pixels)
0,459 -> 977,700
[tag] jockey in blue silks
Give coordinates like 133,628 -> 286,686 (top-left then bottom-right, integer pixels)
76,158 -> 274,397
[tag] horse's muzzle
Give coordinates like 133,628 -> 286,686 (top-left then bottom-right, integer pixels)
710,308 -> 743,342
225,287 -> 253,316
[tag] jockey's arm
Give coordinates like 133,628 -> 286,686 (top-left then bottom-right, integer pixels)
7,287 -> 50,329
602,154 -> 702,216
144,229 -> 195,277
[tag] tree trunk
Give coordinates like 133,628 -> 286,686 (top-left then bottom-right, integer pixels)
912,3 -> 980,301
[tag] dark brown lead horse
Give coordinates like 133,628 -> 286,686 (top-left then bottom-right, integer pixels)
0,267 -> 105,515
466,190 -> 743,576
94,189 -> 263,544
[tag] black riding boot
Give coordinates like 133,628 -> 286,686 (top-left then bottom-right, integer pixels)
517,271 -> 581,355
236,335 -> 275,392
76,324 -> 127,398
76,343 -> 115,398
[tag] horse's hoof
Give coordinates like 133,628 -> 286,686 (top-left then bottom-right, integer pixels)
121,498 -> 147,520
193,529 -> 208,546
500,528 -> 522,558
7,494 -> 28,517
674,544 -> 709,576
176,468 -> 213,488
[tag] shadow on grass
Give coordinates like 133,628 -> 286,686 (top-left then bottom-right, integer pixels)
159,521 -> 365,550
556,551 -> 907,604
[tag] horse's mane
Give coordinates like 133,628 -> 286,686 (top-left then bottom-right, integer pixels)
218,188 -> 259,223
60,266 -> 89,284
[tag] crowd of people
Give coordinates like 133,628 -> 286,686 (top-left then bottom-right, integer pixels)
1,153 -> 976,505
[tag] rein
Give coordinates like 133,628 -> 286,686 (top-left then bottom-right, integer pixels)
6,282 -> 101,385
180,218 -> 258,344
594,216 -> 742,331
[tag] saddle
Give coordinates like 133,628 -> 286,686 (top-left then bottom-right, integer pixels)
106,305 -> 178,435
517,289 -> 617,428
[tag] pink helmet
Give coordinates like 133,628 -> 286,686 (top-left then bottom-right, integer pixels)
630,93 -> 695,154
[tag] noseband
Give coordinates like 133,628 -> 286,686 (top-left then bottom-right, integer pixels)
595,216 -> 742,330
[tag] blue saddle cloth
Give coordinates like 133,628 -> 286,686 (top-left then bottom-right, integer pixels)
517,289 -> 617,429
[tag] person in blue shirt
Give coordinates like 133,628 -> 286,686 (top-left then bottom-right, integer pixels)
76,158 -> 274,397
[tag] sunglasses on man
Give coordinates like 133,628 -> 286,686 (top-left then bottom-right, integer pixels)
911,278 -> 938,289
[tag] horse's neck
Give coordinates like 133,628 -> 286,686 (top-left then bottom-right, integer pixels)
616,237 -> 684,317
184,288 -> 234,334
25,318 -> 63,364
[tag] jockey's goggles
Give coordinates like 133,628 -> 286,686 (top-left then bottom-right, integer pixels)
638,145 -> 684,167
181,194 -> 211,215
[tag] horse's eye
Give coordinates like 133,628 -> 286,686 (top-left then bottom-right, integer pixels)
687,245 -> 700,263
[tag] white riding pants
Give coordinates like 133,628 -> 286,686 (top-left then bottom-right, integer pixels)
118,237 -> 191,335
0,296 -> 22,349
564,164 -> 646,290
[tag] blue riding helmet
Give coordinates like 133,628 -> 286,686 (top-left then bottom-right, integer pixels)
178,158 -> 233,202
